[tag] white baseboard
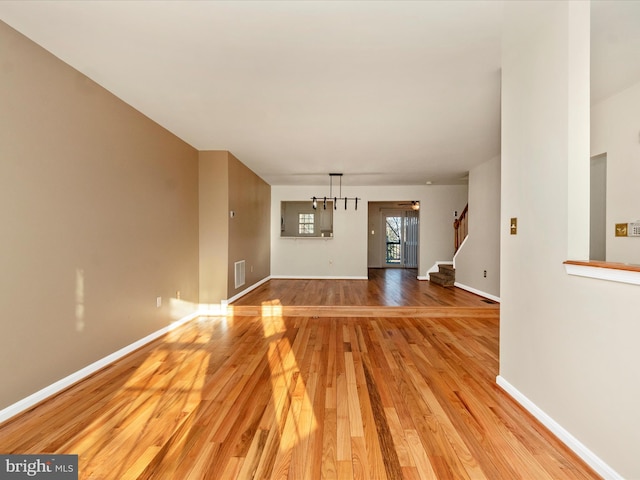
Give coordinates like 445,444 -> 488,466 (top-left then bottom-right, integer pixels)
496,375 -> 622,480
198,304 -> 229,316
0,311 -> 200,425
199,276 -> 273,316
226,275 -> 271,304
270,275 -> 368,280
454,282 -> 500,303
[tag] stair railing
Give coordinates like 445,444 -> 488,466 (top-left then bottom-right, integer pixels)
454,204 -> 468,253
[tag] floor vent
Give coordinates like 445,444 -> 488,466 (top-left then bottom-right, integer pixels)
235,260 -> 246,289
482,299 -> 497,304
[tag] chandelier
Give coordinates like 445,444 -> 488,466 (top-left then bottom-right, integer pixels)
311,173 -> 361,210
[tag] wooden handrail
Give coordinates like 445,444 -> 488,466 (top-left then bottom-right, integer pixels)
454,204 -> 468,252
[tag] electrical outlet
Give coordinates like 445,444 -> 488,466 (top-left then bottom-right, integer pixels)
156,297 -> 162,308
176,291 -> 181,300
483,270 -> 487,278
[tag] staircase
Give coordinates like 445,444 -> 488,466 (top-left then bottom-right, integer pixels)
428,203 -> 466,288
429,264 -> 455,287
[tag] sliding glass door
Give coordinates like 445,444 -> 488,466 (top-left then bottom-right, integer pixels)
383,210 -> 419,268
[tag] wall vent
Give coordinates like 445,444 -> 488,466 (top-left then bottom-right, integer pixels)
234,260 -> 246,289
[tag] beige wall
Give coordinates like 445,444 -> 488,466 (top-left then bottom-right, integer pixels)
0,22 -> 200,409
199,151 -> 229,304
501,2 -> 639,478
199,151 -> 271,303
591,80 -> 640,264
227,153 -> 271,298
454,155 -> 501,298
271,185 -> 467,278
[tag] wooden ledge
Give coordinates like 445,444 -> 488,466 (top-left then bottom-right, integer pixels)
563,260 -> 640,272
564,260 -> 640,286
225,305 -> 499,318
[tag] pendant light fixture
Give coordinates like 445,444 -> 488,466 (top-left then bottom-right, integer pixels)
311,173 -> 361,210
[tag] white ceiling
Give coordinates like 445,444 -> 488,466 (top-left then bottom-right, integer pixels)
0,1 -> 638,186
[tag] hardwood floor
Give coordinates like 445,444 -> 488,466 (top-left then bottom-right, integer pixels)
232,269 -> 496,308
0,271 -> 599,479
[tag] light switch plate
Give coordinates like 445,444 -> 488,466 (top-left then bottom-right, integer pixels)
615,223 -> 628,237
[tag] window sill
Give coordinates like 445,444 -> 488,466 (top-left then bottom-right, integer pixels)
563,260 -> 640,286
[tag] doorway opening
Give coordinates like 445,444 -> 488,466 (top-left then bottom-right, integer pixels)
368,202 -> 420,270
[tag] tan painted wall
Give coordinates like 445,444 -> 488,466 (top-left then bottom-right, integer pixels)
199,151 -> 271,303
0,21 -> 200,409
227,153 -> 271,298
198,151 -> 229,304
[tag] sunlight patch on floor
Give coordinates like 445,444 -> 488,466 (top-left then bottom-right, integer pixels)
259,310 -> 319,463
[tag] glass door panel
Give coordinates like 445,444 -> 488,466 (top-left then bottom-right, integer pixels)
404,211 -> 419,268
385,215 -> 403,266
383,210 -> 419,268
